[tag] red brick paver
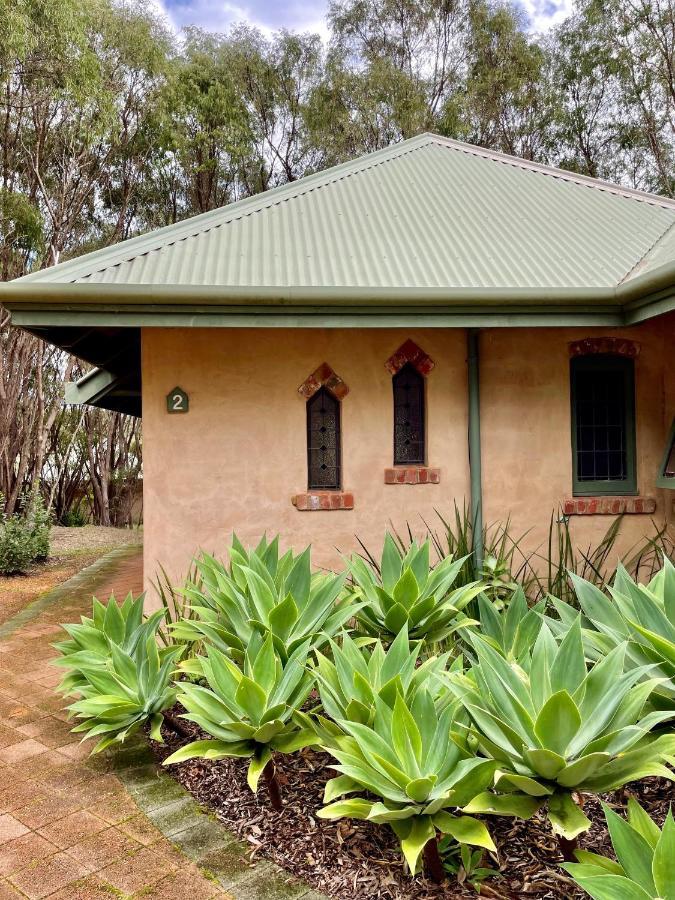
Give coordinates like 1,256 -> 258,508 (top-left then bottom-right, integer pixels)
0,549 -> 228,900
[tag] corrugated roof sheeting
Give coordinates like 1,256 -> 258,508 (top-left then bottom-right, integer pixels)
17,135 -> 675,293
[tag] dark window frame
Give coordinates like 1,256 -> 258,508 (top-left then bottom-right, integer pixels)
306,386 -> 342,490
656,417 -> 675,489
570,354 -> 637,496
392,362 -> 426,466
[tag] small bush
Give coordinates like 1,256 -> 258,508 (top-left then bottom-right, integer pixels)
60,503 -> 87,527
0,515 -> 35,574
0,491 -> 51,575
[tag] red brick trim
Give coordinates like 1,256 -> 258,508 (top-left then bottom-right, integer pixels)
292,491 -> 354,511
569,337 -> 640,358
297,363 -> 349,400
384,467 -> 440,485
385,340 -> 435,376
563,496 -> 655,515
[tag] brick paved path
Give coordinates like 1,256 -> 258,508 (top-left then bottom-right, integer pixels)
0,547 -> 233,900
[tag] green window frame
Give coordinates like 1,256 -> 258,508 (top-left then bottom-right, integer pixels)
656,417 -> 675,489
570,354 -> 637,496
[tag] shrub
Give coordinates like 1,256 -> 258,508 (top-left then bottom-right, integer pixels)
448,619 -> 675,849
55,596 -> 182,752
475,587 -> 544,664
53,594 -> 167,695
25,491 -> 50,560
0,514 -> 35,574
314,689 -> 510,880
304,624 -> 454,731
0,491 -> 51,574
163,633 -> 316,808
348,533 -> 483,643
562,799 -> 675,900
548,559 -> 675,710
172,534 -> 357,663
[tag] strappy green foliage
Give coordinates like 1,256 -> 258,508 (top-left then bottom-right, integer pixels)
448,620 -> 675,839
563,800 -> 675,900
475,588 -> 545,664
549,559 -> 675,710
307,625 -> 455,729
56,598 -> 182,753
171,534 -> 356,664
314,690 -> 504,875
53,593 -> 166,695
348,533 -> 482,643
163,632 -> 315,792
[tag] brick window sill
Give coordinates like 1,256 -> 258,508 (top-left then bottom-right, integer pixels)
563,496 -> 656,516
384,467 -> 440,485
292,491 -> 354,511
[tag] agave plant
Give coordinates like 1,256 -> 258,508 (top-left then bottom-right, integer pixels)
474,588 -> 545,664
307,624 -> 455,730
548,559 -> 675,711
163,632 -> 315,808
313,689 -> 524,881
53,593 -> 166,695
448,620 -> 675,849
64,629 -> 183,753
171,534 -> 357,663
563,799 -> 675,900
348,533 -> 482,643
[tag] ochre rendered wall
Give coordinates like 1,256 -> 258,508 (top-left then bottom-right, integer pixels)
142,328 -> 470,588
480,316 -> 675,563
141,320 -> 674,595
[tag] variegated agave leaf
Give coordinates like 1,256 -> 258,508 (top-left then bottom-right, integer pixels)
314,688 -> 525,876
163,632 -> 315,793
170,535 -> 358,664
348,533 -> 482,644
563,799 -> 675,900
65,629 -> 182,753
310,624 -> 456,727
448,618 -> 675,839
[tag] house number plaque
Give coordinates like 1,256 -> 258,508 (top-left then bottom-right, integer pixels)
167,387 -> 189,413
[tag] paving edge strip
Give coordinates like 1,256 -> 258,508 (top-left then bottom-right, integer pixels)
0,543 -> 142,639
114,735 -> 330,900
0,544 -> 329,900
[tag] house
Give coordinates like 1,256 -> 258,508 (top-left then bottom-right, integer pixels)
3,133 -> 675,588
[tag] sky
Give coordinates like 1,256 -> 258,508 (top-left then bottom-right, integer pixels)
155,0 -> 574,39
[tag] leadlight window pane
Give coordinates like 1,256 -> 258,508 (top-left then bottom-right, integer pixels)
307,387 -> 341,489
393,363 -> 425,465
571,355 -> 636,493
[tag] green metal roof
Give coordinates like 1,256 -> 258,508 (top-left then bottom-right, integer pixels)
7,133 -> 675,300
5,133 -> 675,417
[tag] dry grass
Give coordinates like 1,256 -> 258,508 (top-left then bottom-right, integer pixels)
0,526 -> 142,625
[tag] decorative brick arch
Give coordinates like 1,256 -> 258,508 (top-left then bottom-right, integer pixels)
297,363 -> 349,400
385,339 -> 435,376
569,337 -> 640,358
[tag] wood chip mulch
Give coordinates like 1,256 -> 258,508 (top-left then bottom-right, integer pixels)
150,709 -> 675,900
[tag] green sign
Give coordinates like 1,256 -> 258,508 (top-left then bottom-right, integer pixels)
167,386 -> 189,414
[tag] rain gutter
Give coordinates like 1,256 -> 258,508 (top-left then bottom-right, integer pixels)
467,330 -> 484,570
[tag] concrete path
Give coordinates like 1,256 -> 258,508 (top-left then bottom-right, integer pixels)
0,547 -> 323,900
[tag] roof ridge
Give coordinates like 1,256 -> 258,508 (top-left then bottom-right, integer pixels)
426,134 -> 675,210
16,134 -> 435,285
619,215 -> 675,284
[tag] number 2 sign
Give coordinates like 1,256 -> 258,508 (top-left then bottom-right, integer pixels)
166,387 -> 189,414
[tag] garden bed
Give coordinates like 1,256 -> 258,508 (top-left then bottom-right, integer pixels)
151,711 -> 674,900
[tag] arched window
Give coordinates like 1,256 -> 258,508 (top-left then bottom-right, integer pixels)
393,362 -> 425,465
307,387 -> 341,489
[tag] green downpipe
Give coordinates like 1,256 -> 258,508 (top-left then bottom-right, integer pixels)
467,329 -> 484,570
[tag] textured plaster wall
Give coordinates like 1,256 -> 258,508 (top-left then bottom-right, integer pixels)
141,328 -> 470,590
480,316 -> 675,562
141,320 -> 674,596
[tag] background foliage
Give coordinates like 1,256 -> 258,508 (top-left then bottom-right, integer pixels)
2,0 -> 675,525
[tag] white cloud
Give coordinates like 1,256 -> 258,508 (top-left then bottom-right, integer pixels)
518,0 -> 574,32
